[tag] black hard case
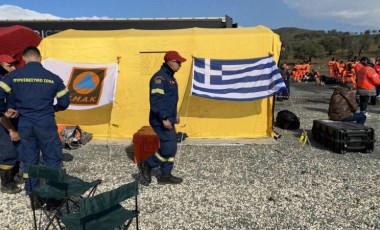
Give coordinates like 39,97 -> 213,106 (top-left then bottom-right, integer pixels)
312,120 -> 375,154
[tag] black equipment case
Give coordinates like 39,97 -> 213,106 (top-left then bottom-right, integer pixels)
312,119 -> 375,154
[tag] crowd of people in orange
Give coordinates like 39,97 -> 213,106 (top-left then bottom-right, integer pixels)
282,57 -> 380,88
328,57 -> 358,89
282,60 -> 322,85
280,56 -> 380,115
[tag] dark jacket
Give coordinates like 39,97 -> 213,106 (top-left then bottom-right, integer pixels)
328,86 -> 358,121
0,62 -> 70,125
149,63 -> 178,127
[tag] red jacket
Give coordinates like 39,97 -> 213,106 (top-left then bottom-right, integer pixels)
375,64 -> 380,74
356,65 -> 380,95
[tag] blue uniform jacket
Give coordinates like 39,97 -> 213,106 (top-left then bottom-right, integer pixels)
0,74 -> 16,113
149,63 -> 179,127
0,74 -> 7,114
0,62 -> 70,124
0,73 -> 18,127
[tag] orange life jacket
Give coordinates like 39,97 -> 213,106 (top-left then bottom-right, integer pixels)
354,62 -> 363,74
342,70 -> 356,84
356,66 -> 380,90
328,60 -> 335,76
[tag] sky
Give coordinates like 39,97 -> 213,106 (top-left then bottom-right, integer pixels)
0,0 -> 379,33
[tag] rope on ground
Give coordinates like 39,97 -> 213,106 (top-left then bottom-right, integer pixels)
277,95 -> 331,100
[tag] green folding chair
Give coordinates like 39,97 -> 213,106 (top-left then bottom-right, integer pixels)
61,181 -> 139,230
27,164 -> 102,230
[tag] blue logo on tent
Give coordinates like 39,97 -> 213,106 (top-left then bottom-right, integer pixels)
75,72 -> 96,89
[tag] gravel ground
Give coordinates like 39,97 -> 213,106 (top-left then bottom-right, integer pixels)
1,82 -> 380,230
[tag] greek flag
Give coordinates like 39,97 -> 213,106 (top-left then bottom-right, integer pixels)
191,55 -> 286,101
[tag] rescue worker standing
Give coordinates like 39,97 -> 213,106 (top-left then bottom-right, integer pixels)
0,47 -> 70,196
356,57 -> 380,114
138,51 -> 186,185
0,54 -> 21,194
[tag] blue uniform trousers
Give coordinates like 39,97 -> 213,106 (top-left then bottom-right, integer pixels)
0,126 -> 18,170
146,125 -> 177,174
18,122 -> 62,194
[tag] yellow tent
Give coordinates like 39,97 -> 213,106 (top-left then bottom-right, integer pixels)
38,26 -> 281,140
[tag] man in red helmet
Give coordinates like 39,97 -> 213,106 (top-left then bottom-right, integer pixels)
138,51 -> 186,185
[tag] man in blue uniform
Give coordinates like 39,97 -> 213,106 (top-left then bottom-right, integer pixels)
0,54 -> 22,194
0,47 -> 70,195
138,50 -> 186,185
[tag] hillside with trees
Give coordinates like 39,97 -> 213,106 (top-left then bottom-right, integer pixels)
274,27 -> 380,74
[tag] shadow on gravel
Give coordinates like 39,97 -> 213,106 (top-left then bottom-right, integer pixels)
125,144 -> 134,162
369,109 -> 380,114
132,168 -> 162,186
62,152 -> 74,162
291,129 -> 332,152
291,129 -> 307,138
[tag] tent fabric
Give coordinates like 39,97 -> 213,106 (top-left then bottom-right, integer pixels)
38,26 -> 281,140
0,25 -> 42,67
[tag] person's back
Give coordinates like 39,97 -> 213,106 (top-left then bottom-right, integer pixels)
7,62 -> 68,124
328,58 -> 335,76
0,46 -> 70,197
356,64 -> 380,92
328,86 -> 356,120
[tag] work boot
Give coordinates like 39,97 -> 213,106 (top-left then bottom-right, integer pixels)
11,162 -> 24,184
0,170 -> 22,194
13,172 -> 24,184
157,173 -> 183,185
137,161 -> 151,184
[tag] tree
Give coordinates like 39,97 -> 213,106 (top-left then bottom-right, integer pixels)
374,35 -> 380,57
320,36 -> 341,55
279,43 -> 291,61
327,29 -> 339,36
374,34 -> 380,45
339,32 -> 352,57
347,37 -> 361,58
357,32 -> 372,56
293,41 -> 325,62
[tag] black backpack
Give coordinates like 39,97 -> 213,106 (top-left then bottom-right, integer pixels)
275,110 -> 300,130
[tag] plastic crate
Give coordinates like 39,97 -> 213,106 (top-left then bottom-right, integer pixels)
312,119 -> 375,154
132,126 -> 160,163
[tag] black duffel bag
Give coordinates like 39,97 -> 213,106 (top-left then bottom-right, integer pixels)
275,110 -> 300,130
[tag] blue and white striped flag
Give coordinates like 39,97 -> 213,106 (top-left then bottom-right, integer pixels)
191,55 -> 286,101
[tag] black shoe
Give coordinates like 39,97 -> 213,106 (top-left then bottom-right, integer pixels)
0,170 -> 22,194
157,173 -> 183,185
0,182 -> 22,194
137,161 -> 151,184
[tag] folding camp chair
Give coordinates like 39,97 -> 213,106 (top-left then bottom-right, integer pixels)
61,180 -> 139,230
27,164 -> 102,230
